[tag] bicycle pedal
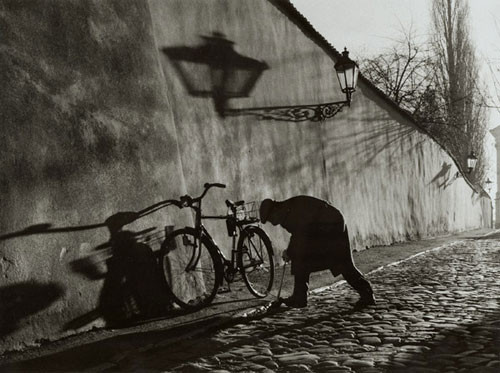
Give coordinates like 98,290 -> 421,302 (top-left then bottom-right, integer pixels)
218,287 -> 231,294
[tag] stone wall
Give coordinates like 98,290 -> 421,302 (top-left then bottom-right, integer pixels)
0,0 -> 491,354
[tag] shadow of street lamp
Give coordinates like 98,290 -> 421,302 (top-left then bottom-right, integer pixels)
162,32 -> 269,117
162,32 -> 359,122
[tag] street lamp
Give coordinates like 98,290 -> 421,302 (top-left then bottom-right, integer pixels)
162,33 -> 359,121
485,178 -> 493,193
466,151 -> 478,173
335,48 -> 359,103
454,151 -> 478,179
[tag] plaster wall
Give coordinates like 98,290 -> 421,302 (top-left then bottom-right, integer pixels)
150,0 -> 489,253
0,0 -> 491,354
0,0 -> 188,353
490,126 -> 500,227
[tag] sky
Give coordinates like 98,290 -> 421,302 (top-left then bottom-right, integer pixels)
292,0 -> 500,130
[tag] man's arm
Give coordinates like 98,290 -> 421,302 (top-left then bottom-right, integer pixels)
282,248 -> 291,262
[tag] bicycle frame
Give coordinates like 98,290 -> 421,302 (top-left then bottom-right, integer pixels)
164,183 -> 266,285
182,224 -> 226,273
190,204 -> 253,279
200,214 -> 261,279
180,191 -> 229,274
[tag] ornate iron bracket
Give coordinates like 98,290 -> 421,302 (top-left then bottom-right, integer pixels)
223,100 -> 350,122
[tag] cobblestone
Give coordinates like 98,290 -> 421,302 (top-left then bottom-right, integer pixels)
107,239 -> 500,372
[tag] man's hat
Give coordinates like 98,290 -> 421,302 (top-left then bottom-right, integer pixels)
259,199 -> 274,224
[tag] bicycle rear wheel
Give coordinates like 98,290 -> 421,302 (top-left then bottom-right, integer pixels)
160,227 -> 222,310
237,226 -> 274,298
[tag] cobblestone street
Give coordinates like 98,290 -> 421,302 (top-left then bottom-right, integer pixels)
109,238 -> 500,372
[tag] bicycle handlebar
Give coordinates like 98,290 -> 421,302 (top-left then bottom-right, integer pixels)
107,183 -> 227,230
205,182 -> 226,190
179,183 -> 226,208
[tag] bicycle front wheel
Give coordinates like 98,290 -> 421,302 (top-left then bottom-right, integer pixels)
237,226 -> 274,298
160,227 -> 222,310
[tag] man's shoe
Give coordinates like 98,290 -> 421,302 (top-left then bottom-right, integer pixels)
282,296 -> 307,308
353,295 -> 376,309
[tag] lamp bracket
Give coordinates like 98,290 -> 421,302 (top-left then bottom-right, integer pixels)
224,100 -> 349,122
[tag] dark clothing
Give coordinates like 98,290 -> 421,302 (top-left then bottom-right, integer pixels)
261,195 -> 375,305
268,196 -> 352,276
291,266 -> 373,306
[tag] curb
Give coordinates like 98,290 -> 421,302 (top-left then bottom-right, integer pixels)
310,240 -> 464,295
86,315 -> 237,371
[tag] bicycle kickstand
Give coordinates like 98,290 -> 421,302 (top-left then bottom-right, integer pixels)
218,269 -> 232,294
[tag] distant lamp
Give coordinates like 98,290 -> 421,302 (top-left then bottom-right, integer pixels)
454,151 -> 478,179
163,33 -> 359,122
467,151 -> 478,173
162,32 -> 269,117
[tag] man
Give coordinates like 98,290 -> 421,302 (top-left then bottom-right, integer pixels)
260,196 -> 375,308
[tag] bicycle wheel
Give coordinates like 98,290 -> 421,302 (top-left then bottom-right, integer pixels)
160,227 -> 222,310
237,226 -> 274,298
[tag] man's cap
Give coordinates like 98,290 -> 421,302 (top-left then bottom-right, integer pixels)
259,199 -> 274,223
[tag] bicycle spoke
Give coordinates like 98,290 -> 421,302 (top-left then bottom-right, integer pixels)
161,229 -> 221,309
238,227 -> 274,298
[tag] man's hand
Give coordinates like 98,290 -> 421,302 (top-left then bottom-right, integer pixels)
282,249 -> 290,262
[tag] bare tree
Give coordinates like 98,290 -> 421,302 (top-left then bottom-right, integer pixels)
430,0 -> 487,183
484,16 -> 500,121
361,27 -> 434,117
362,1 -> 487,184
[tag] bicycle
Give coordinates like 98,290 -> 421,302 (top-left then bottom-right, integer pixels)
159,183 -> 275,310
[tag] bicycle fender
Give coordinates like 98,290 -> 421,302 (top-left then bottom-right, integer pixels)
238,225 -> 274,256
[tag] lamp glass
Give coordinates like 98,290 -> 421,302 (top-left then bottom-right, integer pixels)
467,152 -> 478,170
339,64 -> 359,93
352,64 -> 359,90
336,68 -> 347,93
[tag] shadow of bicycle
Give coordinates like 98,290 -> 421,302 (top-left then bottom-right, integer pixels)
0,281 -> 65,337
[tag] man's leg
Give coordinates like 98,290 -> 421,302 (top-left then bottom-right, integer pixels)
341,265 -> 376,306
283,271 -> 309,308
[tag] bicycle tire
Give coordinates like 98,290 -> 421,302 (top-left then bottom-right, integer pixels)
160,227 -> 222,310
237,226 -> 274,298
